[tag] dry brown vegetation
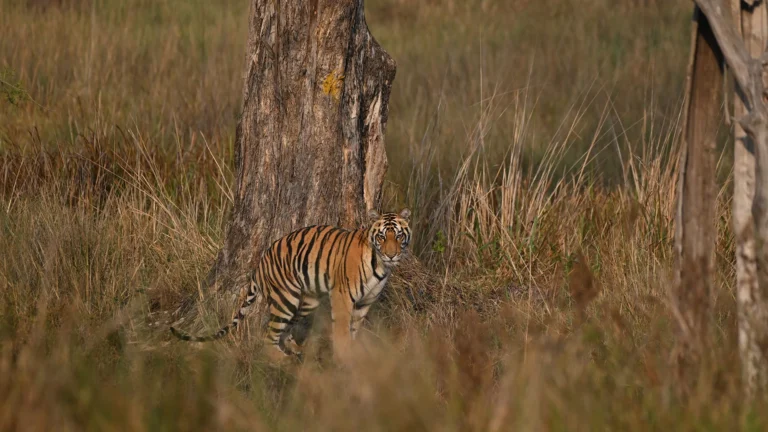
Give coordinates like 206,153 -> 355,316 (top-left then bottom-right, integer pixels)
0,0 -> 760,430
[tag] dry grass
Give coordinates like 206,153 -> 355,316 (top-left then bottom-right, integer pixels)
1,0 -> 763,430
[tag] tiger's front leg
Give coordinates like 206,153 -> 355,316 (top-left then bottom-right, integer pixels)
329,288 -> 354,364
350,302 -> 374,341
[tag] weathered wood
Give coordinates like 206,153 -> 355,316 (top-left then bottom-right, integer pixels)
672,6 -> 722,388
208,0 -> 396,296
695,0 -> 768,396
729,0 -> 768,396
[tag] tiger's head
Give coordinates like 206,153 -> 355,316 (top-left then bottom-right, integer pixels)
367,208 -> 411,266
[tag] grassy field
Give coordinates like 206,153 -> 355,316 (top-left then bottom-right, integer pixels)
0,0 -> 758,430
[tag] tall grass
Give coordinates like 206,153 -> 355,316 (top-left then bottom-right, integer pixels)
1,0 -> 758,430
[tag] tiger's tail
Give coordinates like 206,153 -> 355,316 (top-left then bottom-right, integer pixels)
170,273 -> 263,342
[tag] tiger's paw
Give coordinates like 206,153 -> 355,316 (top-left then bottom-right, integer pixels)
263,344 -> 294,364
283,335 -> 308,364
282,334 -> 301,353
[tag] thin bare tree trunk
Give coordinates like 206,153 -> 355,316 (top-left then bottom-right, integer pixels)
695,0 -> 768,397
208,0 -> 396,296
672,7 -> 722,389
731,0 -> 768,397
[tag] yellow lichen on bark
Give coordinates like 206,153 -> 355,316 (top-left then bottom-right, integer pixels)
321,70 -> 344,101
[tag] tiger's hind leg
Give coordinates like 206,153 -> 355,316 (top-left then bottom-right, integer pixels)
263,291 -> 301,363
283,296 -> 320,359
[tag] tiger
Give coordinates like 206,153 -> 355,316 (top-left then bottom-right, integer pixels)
170,208 -> 411,363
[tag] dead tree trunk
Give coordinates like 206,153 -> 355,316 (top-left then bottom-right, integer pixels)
207,0 -> 396,296
673,7 -> 722,390
729,0 -> 768,396
695,0 -> 768,397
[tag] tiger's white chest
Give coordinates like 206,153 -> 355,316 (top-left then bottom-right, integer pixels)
362,273 -> 389,303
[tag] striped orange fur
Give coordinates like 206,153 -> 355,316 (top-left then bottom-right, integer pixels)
171,209 -> 411,362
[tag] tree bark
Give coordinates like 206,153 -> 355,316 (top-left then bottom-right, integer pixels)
209,0 -> 396,296
694,0 -> 768,397
730,0 -> 768,397
672,6 -> 722,389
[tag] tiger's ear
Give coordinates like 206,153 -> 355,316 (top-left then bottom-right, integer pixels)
399,208 -> 411,221
367,209 -> 381,222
